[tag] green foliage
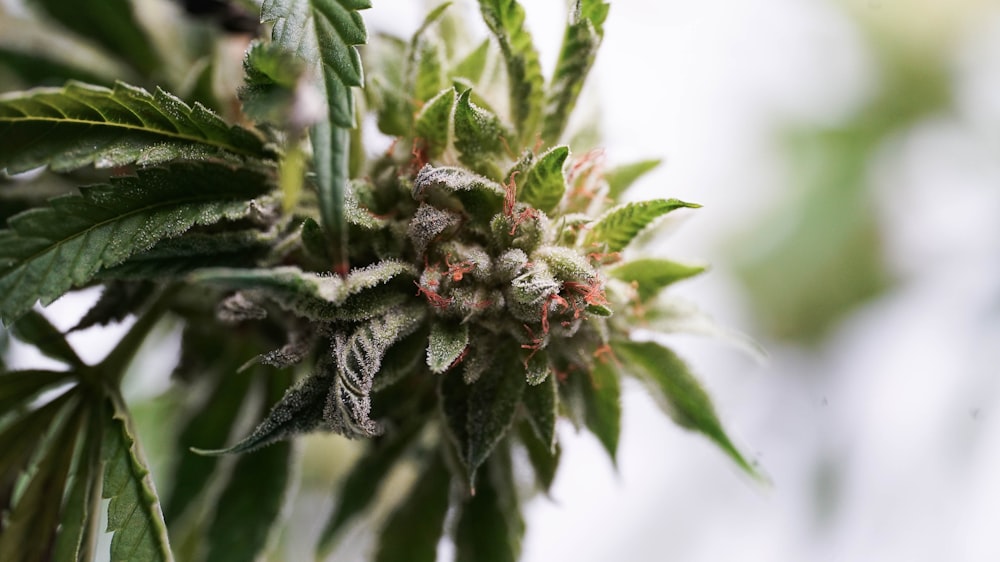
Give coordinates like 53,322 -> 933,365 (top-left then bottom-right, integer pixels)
0,1 -> 757,561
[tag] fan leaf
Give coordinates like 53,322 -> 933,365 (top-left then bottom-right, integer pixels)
0,81 -> 272,174
585,198 -> 700,253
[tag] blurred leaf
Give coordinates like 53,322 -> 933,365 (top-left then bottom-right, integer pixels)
586,198 -> 700,253
52,403 -> 105,562
70,281 -> 155,333
102,393 -> 173,561
604,158 -> 661,200
373,451 -> 451,562
452,39 -> 491,85
0,81 -> 271,174
517,422 -> 559,493
10,309 -> 83,367
615,340 -> 756,475
522,368 -> 556,451
579,358 -> 620,461
204,372 -> 294,562
609,258 -> 706,301
0,163 -> 272,325
454,448 -> 523,562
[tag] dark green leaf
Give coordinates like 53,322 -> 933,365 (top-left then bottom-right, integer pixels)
0,396 -> 85,562
453,88 -> 511,180
522,369 -> 557,451
605,158 -> 661,200
26,0 -> 161,75
585,198 -> 701,253
614,340 -> 756,475
454,449 -> 523,562
415,88 -> 456,160
163,370 -> 255,525
413,164 -> 506,224
610,258 -> 707,301
517,422 -> 559,493
373,451 -> 452,562
541,0 -> 609,145
315,419 -> 425,555
189,261 -> 419,322
69,281 -> 155,333
0,162 -> 272,325
240,41 -> 309,128
0,369 -> 71,413
205,372 -> 295,562
478,0 -> 544,145
579,358 -> 621,461
518,146 -> 568,213
427,320 -> 469,374
0,81 -> 271,174
10,309 -> 83,367
52,403 -> 105,562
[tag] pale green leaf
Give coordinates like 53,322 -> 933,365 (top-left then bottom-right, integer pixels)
610,258 -> 707,301
102,393 -> 173,562
0,163 -> 272,325
478,0 -> 544,145
452,39 -> 491,85
427,321 -> 469,374
518,145 -> 569,213
205,372 -> 294,562
453,88 -> 511,180
541,0 -> 609,145
614,340 -> 757,475
189,261 -> 418,322
0,81 -> 271,174
414,87 -> 456,160
585,198 -> 701,253
605,158 -> 661,200
373,451 -> 451,562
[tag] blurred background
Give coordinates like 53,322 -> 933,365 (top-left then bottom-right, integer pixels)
4,0 -> 1000,560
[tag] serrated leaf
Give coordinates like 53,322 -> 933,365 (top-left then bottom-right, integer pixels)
413,164 -> 506,224
610,258 -> 707,301
517,146 -> 569,213
522,369 -> 556,451
586,198 -> 701,253
163,369 -> 255,525
0,395 -> 85,562
517,422 -> 559,493
102,393 -> 173,562
205,372 -> 294,562
614,340 -> 756,475
415,88 -> 456,160
10,309 -> 83,367
189,261 -> 418,322
316,418 -> 425,555
52,403 -> 104,562
0,81 -> 271,174
69,281 -> 154,333
240,41 -> 309,128
427,321 -> 469,374
454,449 -> 523,562
0,163 -> 272,325
478,0 -> 544,145
541,0 -> 609,145
453,89 -> 511,180
605,158 -> 661,200
0,369 -> 73,413
373,451 -> 451,562
25,0 -> 161,75
579,359 -> 621,461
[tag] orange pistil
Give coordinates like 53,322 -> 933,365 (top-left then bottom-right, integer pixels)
414,281 -> 452,308
593,344 -> 620,367
445,255 -> 475,282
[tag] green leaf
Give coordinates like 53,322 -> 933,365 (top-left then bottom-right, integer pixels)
518,145 -> 569,213
163,369 -> 255,525
614,340 -> 756,475
0,163 -> 272,325
541,0 -> 609,145
605,158 -> 661,200
25,0 -> 161,75
10,309 -> 83,367
478,0 -> 544,145
373,451 -> 452,562
189,261 -> 419,322
205,372 -> 295,562
585,198 -> 701,253
427,320 -> 469,374
102,393 -> 173,562
579,359 -> 621,462
452,39 -> 491,85
315,419 -> 425,555
453,88 -> 511,180
240,41 -> 309,128
610,258 -> 707,301
521,369 -> 557,451
517,422 -> 559,493
0,395 -> 85,562
414,88 -> 456,160
0,81 -> 271,174
69,281 -> 154,333
454,449 -> 523,562
52,403 -> 105,562
0,369 -> 73,413
413,164 -> 506,224
410,36 -> 447,104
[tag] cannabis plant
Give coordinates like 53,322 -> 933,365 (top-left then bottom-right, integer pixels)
0,0 -> 755,560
